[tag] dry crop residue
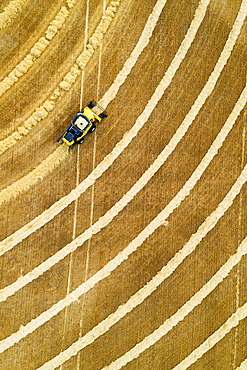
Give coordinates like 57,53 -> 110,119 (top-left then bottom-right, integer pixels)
28,164 -> 247,369
0,0 -> 29,30
0,5 -> 71,97
0,145 -> 68,207
0,0 -> 121,156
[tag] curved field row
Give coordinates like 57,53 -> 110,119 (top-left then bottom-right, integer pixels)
0,1 -> 74,97
0,145 -> 68,208
0,0 -> 121,155
36,3 -> 247,367
1,0 -> 246,369
172,301 -> 247,370
0,80 -> 246,353
0,0 -> 28,30
0,0 -> 245,286
37,221 -> 247,369
104,237 -> 247,370
1,65 -> 246,304
0,0 -> 210,251
0,0 -> 171,240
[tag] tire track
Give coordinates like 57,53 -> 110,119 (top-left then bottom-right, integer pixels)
0,0 -> 121,155
0,0 -> 245,368
233,112 -> 247,368
75,3 -> 107,368
171,302 -> 247,370
0,0 -> 245,295
0,0 -> 210,253
59,1 -> 90,368
34,169 -> 247,369
103,236 -> 247,370
0,0 -> 245,358
0,82 -> 246,355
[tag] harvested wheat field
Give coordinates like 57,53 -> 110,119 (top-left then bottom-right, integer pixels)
0,0 -> 247,369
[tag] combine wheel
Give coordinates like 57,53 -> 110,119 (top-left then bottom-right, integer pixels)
87,100 -> 97,109
90,125 -> 96,133
99,111 -> 108,118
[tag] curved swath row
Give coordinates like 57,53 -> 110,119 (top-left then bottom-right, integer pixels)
103,238 -> 247,370
0,0 -> 245,297
37,195 -> 247,369
0,0 -> 213,253
1,81 -> 246,356
0,0 -> 246,369
0,0 -> 121,155
0,0 -> 76,97
0,0 -> 168,205
0,0 -> 215,298
0,0 -> 29,30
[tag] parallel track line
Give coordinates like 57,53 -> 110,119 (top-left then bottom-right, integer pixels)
104,236 -> 247,370
0,0 -> 245,299
58,1 -> 90,364
35,169 -> 247,369
0,0 -> 217,296
0,0 -> 210,254
0,79 -> 246,355
171,302 -> 247,369
0,0 -> 121,155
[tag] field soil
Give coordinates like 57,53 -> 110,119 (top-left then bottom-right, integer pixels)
0,0 -> 247,369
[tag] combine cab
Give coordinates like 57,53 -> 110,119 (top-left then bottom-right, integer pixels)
57,101 -> 107,149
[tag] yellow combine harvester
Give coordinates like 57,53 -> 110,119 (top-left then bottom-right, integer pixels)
57,101 -> 107,149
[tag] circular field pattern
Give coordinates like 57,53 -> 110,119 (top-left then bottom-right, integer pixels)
0,0 -> 247,369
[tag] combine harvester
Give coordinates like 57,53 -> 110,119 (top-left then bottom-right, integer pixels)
57,101 -> 107,149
